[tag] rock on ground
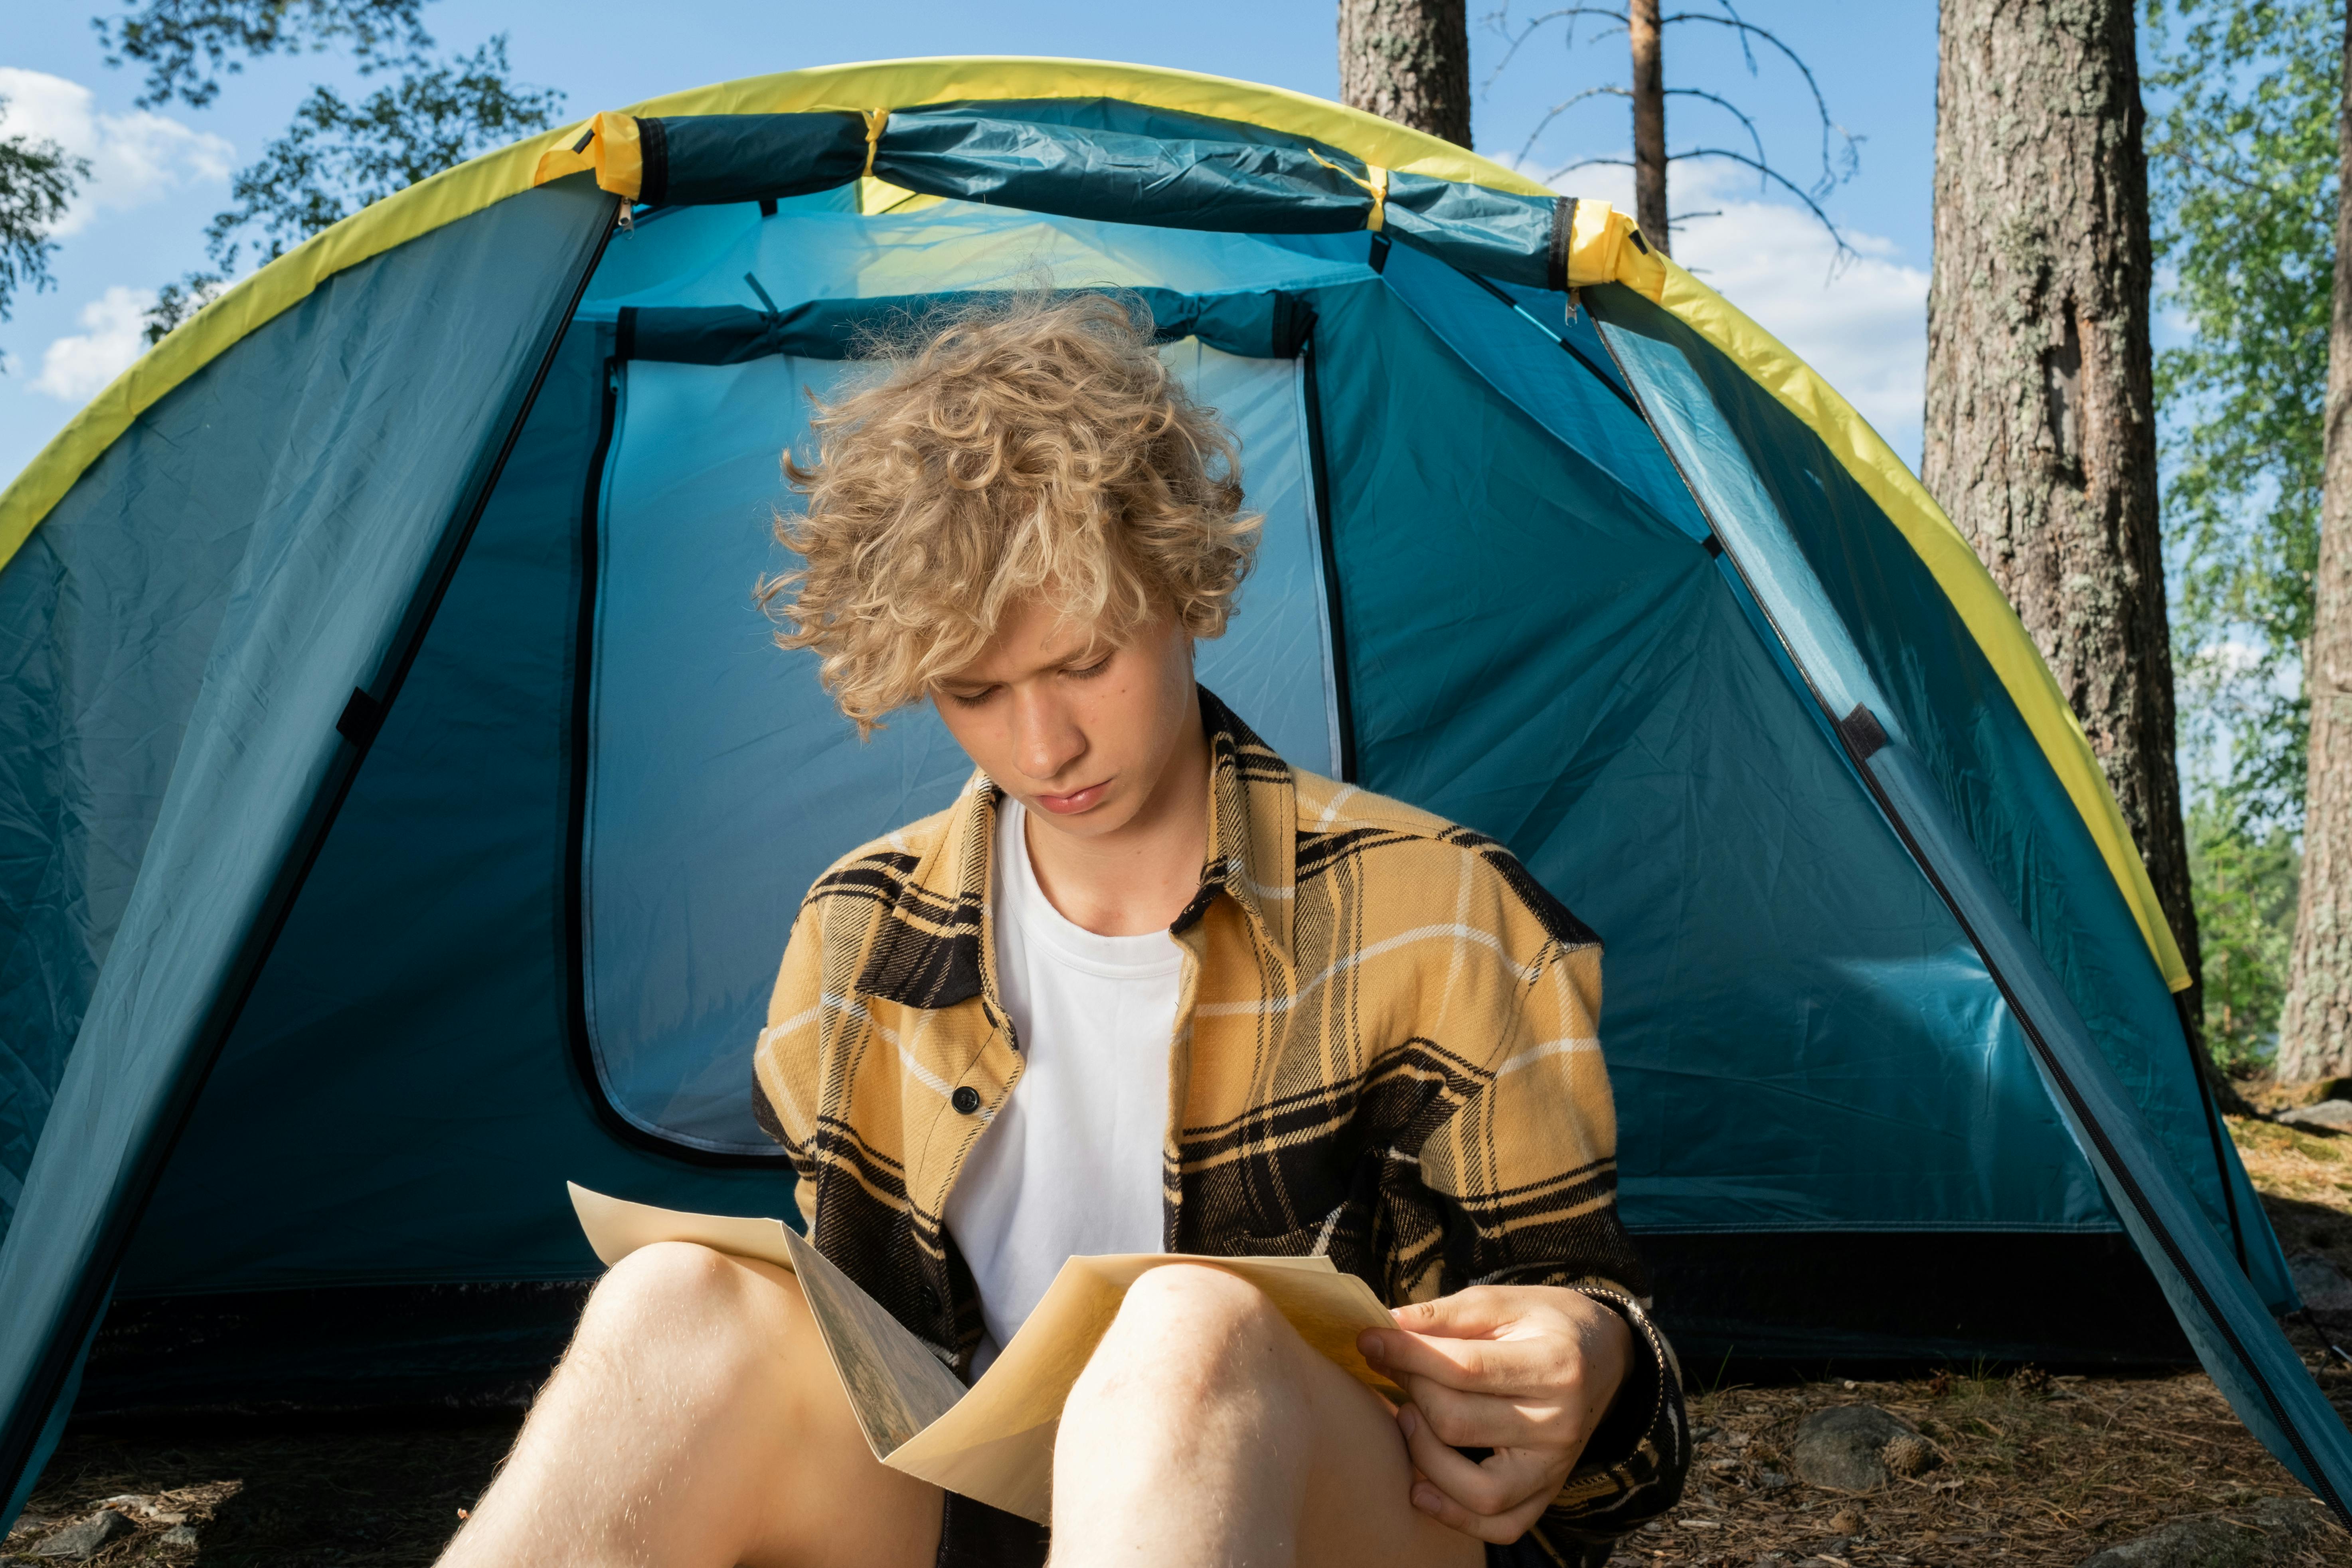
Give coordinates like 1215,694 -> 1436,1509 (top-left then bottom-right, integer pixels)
1788,1404 -> 1927,1492
30,1508 -> 134,1560
2275,1100 -> 2352,1133
2074,1495 -> 2334,1566
2289,1251 -> 2352,1317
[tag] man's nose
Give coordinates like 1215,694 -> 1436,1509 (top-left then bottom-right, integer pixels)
1011,687 -> 1086,782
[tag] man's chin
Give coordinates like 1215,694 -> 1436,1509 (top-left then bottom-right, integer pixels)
1021,792 -> 1135,838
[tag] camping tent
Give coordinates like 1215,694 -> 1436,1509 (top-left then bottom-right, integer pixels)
2,56 -> 2346,1526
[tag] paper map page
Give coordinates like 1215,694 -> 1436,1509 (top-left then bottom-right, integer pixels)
567,1185 -> 1403,1523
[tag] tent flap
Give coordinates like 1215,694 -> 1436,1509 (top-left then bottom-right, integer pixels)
0,177 -> 616,1498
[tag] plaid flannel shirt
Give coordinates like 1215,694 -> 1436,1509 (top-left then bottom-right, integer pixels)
752,691 -> 1688,1550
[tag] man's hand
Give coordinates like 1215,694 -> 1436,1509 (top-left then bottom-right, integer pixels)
1357,1285 -> 1633,1543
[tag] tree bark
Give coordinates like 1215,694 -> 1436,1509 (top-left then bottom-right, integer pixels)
1338,0 -> 1472,147
1629,0 -> 1669,255
2278,8 -> 2352,1082
1923,2 -> 2204,1037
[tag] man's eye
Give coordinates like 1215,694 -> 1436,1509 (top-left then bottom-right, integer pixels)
1066,655 -> 1113,679
940,687 -> 995,708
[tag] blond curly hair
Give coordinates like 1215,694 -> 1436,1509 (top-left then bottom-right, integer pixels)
759,294 -> 1261,731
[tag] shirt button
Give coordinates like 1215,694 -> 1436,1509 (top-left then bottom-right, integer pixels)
952,1086 -> 983,1115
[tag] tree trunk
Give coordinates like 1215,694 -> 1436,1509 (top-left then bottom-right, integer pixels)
1923,2 -> 2204,1040
1337,0 -> 1472,148
1629,0 -> 1669,255
2278,8 -> 2352,1082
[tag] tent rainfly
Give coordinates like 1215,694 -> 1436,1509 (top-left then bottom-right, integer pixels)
0,56 -> 2344,1530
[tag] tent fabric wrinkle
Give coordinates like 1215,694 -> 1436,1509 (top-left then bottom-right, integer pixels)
2,61 -> 1528,568
0,59 -> 2342,1534
603,285 -> 1316,365
0,178 -> 617,1512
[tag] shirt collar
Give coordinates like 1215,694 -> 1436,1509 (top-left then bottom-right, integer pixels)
1183,686 -> 1297,964
894,685 -> 1297,996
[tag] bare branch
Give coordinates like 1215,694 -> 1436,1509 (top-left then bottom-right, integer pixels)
1660,11 -> 1862,194
1479,4 -> 1631,97
1669,146 -> 1858,268
1510,84 -> 1629,170
1542,154 -> 1634,182
1707,0 -> 1759,75
1489,0 -> 1864,262
1665,86 -> 1766,173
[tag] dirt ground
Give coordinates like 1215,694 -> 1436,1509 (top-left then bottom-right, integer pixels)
10,1112 -> 2352,1566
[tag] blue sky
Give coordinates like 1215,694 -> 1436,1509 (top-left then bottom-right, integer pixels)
0,1 -> 1940,490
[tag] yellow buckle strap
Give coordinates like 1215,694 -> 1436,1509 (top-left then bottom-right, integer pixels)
864,108 -> 890,178
1308,150 -> 1388,232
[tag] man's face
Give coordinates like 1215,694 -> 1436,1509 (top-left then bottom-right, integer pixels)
931,594 -> 1199,842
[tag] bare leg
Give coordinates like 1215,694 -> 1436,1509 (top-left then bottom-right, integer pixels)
1049,1263 -> 1486,1568
438,1242 -> 942,1568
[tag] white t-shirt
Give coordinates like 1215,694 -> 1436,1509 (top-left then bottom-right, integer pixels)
942,796 -> 1182,1369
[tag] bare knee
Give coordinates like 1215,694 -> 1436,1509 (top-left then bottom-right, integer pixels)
565,1242 -> 780,1397
584,1240 -> 748,1328
1074,1263 -> 1302,1416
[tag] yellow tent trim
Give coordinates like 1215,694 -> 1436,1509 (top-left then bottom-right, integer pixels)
1559,194 -> 2184,989
1634,249 -> 2192,994
0,57 -> 1544,575
0,58 -> 2187,991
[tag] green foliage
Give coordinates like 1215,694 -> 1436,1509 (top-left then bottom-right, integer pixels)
94,0 -> 434,110
142,36 -> 563,344
2188,800 -> 2301,1071
0,95 -> 89,342
2147,0 -> 2342,827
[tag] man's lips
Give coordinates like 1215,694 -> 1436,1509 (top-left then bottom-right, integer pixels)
1033,781 -> 1111,815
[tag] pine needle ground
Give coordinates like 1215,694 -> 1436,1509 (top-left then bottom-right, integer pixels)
8,1115 -> 2352,1566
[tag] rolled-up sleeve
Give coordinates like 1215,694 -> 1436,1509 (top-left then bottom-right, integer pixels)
1415,939 -> 1690,1544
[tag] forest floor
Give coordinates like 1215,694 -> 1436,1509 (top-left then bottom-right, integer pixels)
9,1108 -> 2352,1566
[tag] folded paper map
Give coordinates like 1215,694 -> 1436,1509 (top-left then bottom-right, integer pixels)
567,1183 -> 1405,1523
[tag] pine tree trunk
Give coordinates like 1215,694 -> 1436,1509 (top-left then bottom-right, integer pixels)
1629,0 -> 1669,255
1923,0 -> 2204,1042
2277,8 -> 2352,1083
1337,0 -> 1472,147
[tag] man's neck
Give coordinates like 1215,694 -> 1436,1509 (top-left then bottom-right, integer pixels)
1020,698 -> 1212,938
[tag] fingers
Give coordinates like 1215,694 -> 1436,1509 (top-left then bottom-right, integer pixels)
1393,1404 -> 1569,1544
1390,1286 -> 1518,1340
1360,1327 -> 1563,1396
1398,1372 -> 1584,1452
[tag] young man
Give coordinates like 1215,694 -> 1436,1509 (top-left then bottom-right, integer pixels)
440,297 -> 1686,1568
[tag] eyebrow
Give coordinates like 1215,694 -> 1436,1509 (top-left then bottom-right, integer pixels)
943,641 -> 1110,689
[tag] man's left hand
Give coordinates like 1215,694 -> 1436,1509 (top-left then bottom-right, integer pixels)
1357,1285 -> 1633,1543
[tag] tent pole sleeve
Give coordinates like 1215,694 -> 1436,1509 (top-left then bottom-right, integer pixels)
1585,304 -> 2352,1528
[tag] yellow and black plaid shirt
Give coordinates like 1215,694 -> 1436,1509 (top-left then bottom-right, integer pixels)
753,692 -> 1688,1547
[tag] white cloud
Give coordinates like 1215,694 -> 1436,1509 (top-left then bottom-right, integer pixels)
1485,154 -> 1929,461
0,69 -> 233,235
33,286 -> 155,402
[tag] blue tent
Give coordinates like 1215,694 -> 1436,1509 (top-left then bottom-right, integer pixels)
2,58 -> 2345,1527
